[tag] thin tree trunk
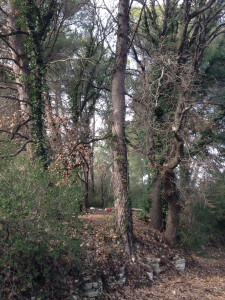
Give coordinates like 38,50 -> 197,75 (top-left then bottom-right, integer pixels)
111,0 -> 134,256
150,174 -> 163,230
88,113 -> 95,204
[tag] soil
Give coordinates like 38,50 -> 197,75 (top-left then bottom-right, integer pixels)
79,209 -> 225,300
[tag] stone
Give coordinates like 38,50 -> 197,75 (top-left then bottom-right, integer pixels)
118,266 -> 125,278
146,257 -> 162,274
174,256 -> 186,272
105,266 -> 126,287
117,266 -> 126,285
117,276 -> 126,285
83,278 -> 103,298
147,271 -> 154,281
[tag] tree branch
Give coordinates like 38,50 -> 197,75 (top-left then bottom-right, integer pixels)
189,0 -> 217,19
0,30 -> 28,38
0,140 -> 32,158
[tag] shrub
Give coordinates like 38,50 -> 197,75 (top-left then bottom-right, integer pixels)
179,172 -> 225,250
0,156 -> 83,299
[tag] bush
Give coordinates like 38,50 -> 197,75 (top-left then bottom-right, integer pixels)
179,201 -> 216,249
0,156 -> 83,299
179,172 -> 225,250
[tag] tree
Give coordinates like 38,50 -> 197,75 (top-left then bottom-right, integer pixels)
129,0 -> 225,244
111,0 -> 134,256
1,0 -> 89,166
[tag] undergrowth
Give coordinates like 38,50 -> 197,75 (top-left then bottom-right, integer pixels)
0,156 -> 83,299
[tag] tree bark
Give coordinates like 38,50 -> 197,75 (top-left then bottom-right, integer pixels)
111,0 -> 134,256
150,173 -> 163,230
7,0 -> 31,153
162,169 -> 181,245
45,92 -> 63,153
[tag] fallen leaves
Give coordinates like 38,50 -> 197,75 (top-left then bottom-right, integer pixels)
79,211 -> 225,300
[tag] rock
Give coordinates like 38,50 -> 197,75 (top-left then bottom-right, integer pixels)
83,278 -> 103,298
117,276 -> 126,285
118,266 -> 125,278
146,257 -> 162,274
105,266 -> 126,286
174,256 -> 186,272
147,271 -> 154,281
117,266 -> 126,285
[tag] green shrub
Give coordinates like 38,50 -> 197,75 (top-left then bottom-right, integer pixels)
0,156 -> 83,299
179,201 -> 216,249
179,172 -> 225,250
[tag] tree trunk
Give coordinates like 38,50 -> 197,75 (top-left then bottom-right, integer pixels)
163,169 -> 181,245
111,0 -> 134,256
7,0 -> 31,152
30,67 -> 48,166
88,115 -> 95,204
82,165 -> 89,210
150,174 -> 163,230
45,93 -> 63,153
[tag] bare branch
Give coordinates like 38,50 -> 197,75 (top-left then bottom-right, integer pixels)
0,85 -> 17,91
0,95 -> 31,105
0,30 -> 28,38
0,6 -> 8,16
0,140 -> 33,158
0,57 -> 22,67
68,133 -> 110,157
11,118 -> 32,140
189,0 -> 217,19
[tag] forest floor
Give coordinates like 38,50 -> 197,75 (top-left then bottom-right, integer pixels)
79,209 -> 225,300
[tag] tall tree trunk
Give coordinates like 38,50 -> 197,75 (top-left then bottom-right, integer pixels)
88,114 -> 95,204
150,173 -> 163,230
7,0 -> 31,152
30,66 -> 48,166
163,169 -> 181,245
111,0 -> 134,256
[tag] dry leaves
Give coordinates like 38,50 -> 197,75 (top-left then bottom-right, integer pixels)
79,211 -> 225,300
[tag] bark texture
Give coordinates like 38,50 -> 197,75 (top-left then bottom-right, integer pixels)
111,0 -> 134,256
150,174 -> 163,231
7,0 -> 31,150
162,169 -> 181,244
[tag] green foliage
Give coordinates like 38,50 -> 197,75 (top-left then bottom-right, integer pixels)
0,157 -> 82,298
128,151 -> 149,209
180,172 -> 225,249
203,35 -> 225,80
179,201 -> 216,249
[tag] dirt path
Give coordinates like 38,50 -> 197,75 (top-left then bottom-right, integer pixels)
79,211 -> 225,299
